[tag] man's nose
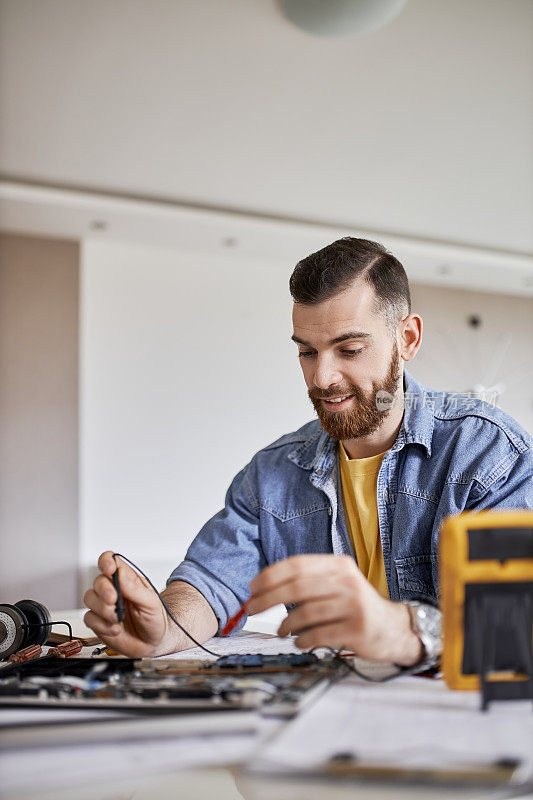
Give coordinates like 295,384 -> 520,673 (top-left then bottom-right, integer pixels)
312,355 -> 343,390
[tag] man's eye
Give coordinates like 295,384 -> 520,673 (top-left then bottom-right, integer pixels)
298,349 -> 363,359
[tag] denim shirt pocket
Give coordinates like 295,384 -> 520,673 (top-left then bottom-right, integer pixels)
395,554 -> 439,603
258,499 -> 333,565
260,501 -> 330,522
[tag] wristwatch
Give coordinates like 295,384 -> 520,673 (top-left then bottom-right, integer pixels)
404,600 -> 442,671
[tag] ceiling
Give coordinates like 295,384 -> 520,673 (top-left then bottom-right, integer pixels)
0,0 -> 532,255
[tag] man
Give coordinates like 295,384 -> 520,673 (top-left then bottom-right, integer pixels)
84,238 -> 532,668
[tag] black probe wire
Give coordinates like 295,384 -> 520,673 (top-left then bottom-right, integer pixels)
311,647 -> 410,682
112,553 -> 220,657
22,620 -> 73,641
332,648 -> 403,682
331,647 -> 439,682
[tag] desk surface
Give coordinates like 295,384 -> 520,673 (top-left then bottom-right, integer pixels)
1,629 -> 532,800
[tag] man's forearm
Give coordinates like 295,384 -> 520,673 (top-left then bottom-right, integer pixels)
157,581 -> 219,655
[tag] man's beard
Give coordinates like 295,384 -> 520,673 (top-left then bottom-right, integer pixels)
308,342 -> 402,441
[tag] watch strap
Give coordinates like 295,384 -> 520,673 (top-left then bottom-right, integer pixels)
398,600 -> 442,674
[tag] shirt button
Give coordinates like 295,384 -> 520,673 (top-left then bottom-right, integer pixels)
316,469 -> 323,476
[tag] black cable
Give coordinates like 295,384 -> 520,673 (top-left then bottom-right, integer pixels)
112,553 -> 219,657
313,647 -> 404,682
335,650 -> 403,682
336,649 -> 442,681
22,621 -> 73,641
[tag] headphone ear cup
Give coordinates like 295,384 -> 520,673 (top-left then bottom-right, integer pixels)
15,600 -> 52,647
0,604 -> 27,657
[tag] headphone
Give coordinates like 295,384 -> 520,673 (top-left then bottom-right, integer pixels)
0,600 -> 52,659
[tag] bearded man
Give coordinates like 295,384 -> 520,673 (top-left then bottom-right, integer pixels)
84,238 -> 532,670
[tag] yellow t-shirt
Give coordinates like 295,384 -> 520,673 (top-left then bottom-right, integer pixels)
338,441 -> 389,599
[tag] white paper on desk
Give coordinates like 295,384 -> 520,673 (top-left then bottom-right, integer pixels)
248,675 -> 533,778
163,630 -> 303,661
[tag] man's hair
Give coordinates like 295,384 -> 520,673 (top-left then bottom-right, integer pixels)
289,237 -> 411,333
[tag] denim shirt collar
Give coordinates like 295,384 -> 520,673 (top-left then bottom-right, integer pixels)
288,368 -> 435,478
395,369 -> 434,458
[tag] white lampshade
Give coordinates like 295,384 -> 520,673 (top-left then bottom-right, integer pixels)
278,0 -> 408,38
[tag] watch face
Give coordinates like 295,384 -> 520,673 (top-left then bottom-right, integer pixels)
413,603 -> 442,660
417,604 -> 441,638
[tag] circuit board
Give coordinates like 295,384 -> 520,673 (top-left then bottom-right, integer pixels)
0,652 -> 343,715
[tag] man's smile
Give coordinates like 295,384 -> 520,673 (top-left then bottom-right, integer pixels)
321,394 -> 354,410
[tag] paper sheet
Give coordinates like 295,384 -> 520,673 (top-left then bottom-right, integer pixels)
249,674 -> 533,779
164,630 -> 303,661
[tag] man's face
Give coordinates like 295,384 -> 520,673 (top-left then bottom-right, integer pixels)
292,279 -> 402,441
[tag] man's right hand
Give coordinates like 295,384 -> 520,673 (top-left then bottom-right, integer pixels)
83,551 -> 168,658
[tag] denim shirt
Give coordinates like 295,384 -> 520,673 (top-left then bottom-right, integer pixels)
168,370 -> 532,633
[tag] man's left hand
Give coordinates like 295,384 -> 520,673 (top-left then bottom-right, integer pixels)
246,554 -> 423,666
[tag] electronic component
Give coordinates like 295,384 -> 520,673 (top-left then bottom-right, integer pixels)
212,653 -> 318,670
7,644 -> 42,663
47,640 -> 84,658
47,632 -> 99,646
440,509 -> 533,708
0,653 -> 341,714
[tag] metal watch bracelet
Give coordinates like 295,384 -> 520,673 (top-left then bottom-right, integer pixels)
398,600 -> 442,674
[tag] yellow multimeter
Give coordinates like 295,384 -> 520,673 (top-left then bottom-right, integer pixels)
439,510 -> 533,707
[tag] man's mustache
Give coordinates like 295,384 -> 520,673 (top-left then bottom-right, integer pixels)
309,387 -> 362,401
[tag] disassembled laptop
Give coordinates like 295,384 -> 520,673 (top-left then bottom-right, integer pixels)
0,651 -> 342,715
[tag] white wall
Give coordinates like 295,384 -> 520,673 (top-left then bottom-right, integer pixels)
0,233 -> 79,608
80,239 -> 312,590
80,239 -> 533,598
409,284 -> 533,434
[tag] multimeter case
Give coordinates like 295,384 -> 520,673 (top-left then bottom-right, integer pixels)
440,509 -> 533,704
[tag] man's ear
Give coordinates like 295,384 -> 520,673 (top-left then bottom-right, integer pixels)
399,314 -> 422,362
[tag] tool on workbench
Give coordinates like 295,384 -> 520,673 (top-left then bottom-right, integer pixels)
47,640 -> 84,658
7,644 -> 43,663
440,509 -> 533,708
